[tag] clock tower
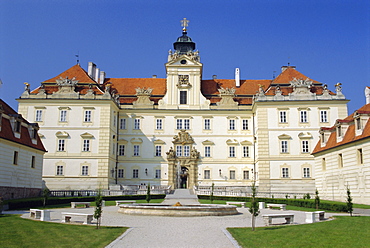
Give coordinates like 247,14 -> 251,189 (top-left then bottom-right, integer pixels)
159,18 -> 210,109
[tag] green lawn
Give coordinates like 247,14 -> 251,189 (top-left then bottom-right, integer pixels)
0,214 -> 127,248
228,216 -> 370,248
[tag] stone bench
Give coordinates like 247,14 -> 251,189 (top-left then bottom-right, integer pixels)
226,202 -> 246,208
262,213 -> 294,226
29,209 -> 51,221
71,202 -> 91,208
314,211 -> 325,220
116,200 -> 136,206
61,212 -> 93,224
266,203 -> 286,210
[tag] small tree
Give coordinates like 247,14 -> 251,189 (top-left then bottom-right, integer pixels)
146,184 -> 151,203
94,189 -> 103,229
315,189 -> 320,210
42,187 -> 50,208
249,181 -> 260,231
346,185 -> 353,217
210,183 -> 215,203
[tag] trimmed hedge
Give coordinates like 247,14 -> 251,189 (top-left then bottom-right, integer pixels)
198,195 -> 348,212
6,194 -> 166,210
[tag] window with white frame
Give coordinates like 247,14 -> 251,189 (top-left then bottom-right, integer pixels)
320,110 -> 328,123
82,165 -> 89,176
204,146 -> 211,157
282,167 -> 289,178
300,110 -> 308,123
176,146 -> 182,156
302,140 -> 309,153
56,165 -> 64,176
133,169 -> 139,178
35,110 -> 42,122
155,169 -> 161,179
204,170 -> 210,179
243,146 -> 250,157
120,118 -> 126,129
176,119 -> 190,130
230,170 -> 236,180
133,145 -> 140,156
118,169 -> 124,178
156,119 -> 163,130
155,145 -> 162,157
184,119 -> 190,130
303,167 -> 310,178
119,145 -> 125,156
204,119 -> 211,130
14,120 -> 21,133
58,139 -> 65,151
243,170 -> 250,180
84,110 -> 92,122
229,119 -> 236,130
184,146 -> 190,157
134,119 -> 140,130
356,117 -> 361,130
242,119 -> 249,130
229,146 -> 236,157
281,140 -> 288,153
83,139 -> 90,152
279,111 -> 287,123
60,110 -> 67,122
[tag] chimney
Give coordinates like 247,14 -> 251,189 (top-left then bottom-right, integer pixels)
365,87 -> 370,104
99,71 -> 106,84
152,75 -> 157,78
212,75 -> 217,79
281,65 -> 296,72
235,68 -> 240,87
95,68 -> 100,83
88,62 -> 96,80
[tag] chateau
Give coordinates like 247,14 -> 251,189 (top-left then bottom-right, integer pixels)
17,21 -> 349,194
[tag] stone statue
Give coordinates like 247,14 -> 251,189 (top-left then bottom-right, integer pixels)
166,147 -> 175,159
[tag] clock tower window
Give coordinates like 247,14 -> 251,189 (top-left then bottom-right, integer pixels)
180,91 -> 187,104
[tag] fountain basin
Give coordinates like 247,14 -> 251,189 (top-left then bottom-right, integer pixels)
118,203 -> 239,217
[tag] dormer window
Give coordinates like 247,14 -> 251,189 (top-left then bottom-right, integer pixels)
356,117 -> 361,130
337,126 -> 342,137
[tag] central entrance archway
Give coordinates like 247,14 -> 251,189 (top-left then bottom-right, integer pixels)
179,167 -> 188,188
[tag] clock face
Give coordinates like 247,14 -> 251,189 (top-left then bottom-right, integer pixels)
180,60 -> 187,65
179,75 -> 189,83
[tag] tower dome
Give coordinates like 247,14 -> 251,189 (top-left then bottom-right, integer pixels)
173,18 -> 196,55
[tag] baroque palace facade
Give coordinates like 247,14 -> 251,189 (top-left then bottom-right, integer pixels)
17,23 -> 348,193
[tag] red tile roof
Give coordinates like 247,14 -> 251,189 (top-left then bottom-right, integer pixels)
0,99 -> 46,152
312,103 -> 370,154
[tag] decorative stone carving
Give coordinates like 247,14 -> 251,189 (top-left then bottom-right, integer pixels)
133,87 -> 154,108
21,82 -> 30,98
166,147 -> 176,159
335,83 -> 345,99
190,147 -> 200,159
274,85 -> 284,101
172,130 -> 194,144
51,77 -> 79,99
289,78 -> 315,100
216,87 -> 238,108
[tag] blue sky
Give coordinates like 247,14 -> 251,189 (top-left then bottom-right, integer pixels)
0,0 -> 369,114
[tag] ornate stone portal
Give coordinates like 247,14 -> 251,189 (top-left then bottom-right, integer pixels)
166,130 -> 200,189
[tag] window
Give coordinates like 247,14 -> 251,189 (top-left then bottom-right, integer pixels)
243,170 -> 250,180
35,110 -> 42,122
204,119 -> 211,130
281,140 -> 288,153
60,110 -> 67,122
83,139 -> 90,152
176,146 -> 182,156
204,170 -> 210,179
120,118 -> 126,129
119,145 -> 125,156
134,119 -> 140,130
15,120 -> 21,132
31,156 -> 35,168
337,126 -> 342,137
279,111 -> 287,123
113,115 -> 117,127
56,165 -> 63,176
176,119 -> 182,129
322,158 -> 326,171
230,170 -> 236,180
84,110 -> 92,122
356,118 -> 361,130
303,168 -> 310,178
229,119 -> 235,130
58,140 -> 65,151
320,110 -> 328,123
300,110 -> 308,123
155,145 -> 162,156
282,167 -> 289,178
156,119 -> 163,130
204,146 -> 211,157
155,169 -> 161,179
118,169 -> 124,178
180,91 -> 187,104
243,146 -> 250,157
133,145 -> 140,156
338,153 -> 343,168
13,151 -> 18,165
82,165 -> 88,176
176,119 -> 190,130
302,140 -> 309,153
184,146 -> 190,157
133,169 -> 139,178
229,146 -> 236,157
184,119 -> 190,130
242,119 -> 248,130
358,148 -> 364,165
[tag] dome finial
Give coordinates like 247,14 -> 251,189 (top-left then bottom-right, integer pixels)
180,18 -> 189,32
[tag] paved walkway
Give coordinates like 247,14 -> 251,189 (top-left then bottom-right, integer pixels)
4,190 -> 366,248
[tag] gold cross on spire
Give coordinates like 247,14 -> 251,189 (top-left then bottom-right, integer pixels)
180,18 -> 189,31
